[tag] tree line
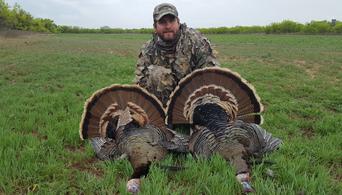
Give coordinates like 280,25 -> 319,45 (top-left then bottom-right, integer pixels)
199,20 -> 342,34
1,0 -> 341,34
0,0 -> 58,32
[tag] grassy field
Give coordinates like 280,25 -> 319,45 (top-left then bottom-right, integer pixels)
0,32 -> 341,194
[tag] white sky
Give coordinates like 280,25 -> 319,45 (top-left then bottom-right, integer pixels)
5,0 -> 342,28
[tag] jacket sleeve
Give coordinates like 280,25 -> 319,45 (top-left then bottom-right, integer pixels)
192,36 -> 220,70
134,44 -> 151,88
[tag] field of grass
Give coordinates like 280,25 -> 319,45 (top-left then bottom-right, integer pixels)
0,32 -> 341,194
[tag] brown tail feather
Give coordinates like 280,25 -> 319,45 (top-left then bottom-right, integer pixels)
80,85 -> 165,140
238,114 -> 264,124
166,67 -> 263,126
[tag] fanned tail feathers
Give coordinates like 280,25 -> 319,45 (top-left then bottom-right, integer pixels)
166,67 -> 264,127
80,85 -> 165,140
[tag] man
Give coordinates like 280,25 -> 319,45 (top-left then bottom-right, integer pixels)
135,3 -> 220,106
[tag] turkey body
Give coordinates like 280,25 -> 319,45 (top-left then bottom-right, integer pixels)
190,103 -> 281,174
114,123 -> 168,178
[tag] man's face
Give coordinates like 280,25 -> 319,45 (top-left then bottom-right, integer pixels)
155,15 -> 180,42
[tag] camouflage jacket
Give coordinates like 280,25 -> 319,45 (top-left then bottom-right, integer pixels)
135,24 -> 220,106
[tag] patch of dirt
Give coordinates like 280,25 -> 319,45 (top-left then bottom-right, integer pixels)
19,130 -> 48,141
297,190 -> 305,195
65,143 -> 86,153
64,144 -> 85,152
293,60 -> 306,66
220,55 -> 252,63
320,51 -> 342,56
0,29 -> 44,39
329,163 -> 342,183
301,127 -> 315,139
304,66 -> 320,79
289,112 -> 317,121
31,130 -> 48,140
293,60 -> 321,79
334,173 -> 342,183
69,157 -> 104,177
2,63 -> 29,82
286,131 -> 295,140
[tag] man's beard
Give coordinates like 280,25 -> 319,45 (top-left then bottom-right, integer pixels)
157,31 -> 178,42
155,27 -> 181,53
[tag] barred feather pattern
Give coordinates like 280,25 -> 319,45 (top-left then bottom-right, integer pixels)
189,125 -> 219,158
116,124 -> 168,166
115,124 -> 168,149
189,104 -> 282,173
90,137 -> 122,160
224,121 -> 282,157
190,120 -> 282,158
91,113 -> 186,180
159,128 -> 190,153
93,119 -> 189,161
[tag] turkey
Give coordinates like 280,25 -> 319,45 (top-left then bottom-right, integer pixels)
79,84 -> 187,193
166,67 -> 282,193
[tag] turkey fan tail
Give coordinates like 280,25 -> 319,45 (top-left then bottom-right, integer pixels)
166,67 -> 264,127
79,84 -> 165,140
238,114 -> 264,126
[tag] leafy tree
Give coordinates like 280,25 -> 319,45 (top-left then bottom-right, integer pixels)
0,0 -> 58,32
333,21 -> 342,33
265,20 -> 303,34
0,0 -> 10,28
302,20 -> 333,34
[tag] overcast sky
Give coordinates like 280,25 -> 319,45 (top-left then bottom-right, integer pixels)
5,0 -> 342,28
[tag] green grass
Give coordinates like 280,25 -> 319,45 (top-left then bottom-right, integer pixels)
0,33 -> 341,194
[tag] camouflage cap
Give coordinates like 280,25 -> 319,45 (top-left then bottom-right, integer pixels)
153,3 -> 178,21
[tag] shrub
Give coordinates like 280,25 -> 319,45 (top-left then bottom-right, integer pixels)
265,22 -> 281,34
302,21 -> 332,34
333,22 -> 342,33
265,20 -> 303,34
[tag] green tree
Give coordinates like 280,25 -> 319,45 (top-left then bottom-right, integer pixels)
265,20 -> 303,34
12,3 -> 34,30
302,20 -> 332,34
333,21 -> 342,33
0,0 -> 58,32
0,0 -> 10,28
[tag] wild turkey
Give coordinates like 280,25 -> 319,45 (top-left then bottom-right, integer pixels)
79,84 -> 187,193
166,67 -> 282,193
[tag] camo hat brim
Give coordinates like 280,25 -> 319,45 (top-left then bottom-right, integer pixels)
153,3 -> 178,21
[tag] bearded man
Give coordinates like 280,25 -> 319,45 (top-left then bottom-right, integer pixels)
135,3 -> 220,106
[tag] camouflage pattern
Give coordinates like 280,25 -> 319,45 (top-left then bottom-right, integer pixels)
135,23 -> 220,106
153,3 -> 178,21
